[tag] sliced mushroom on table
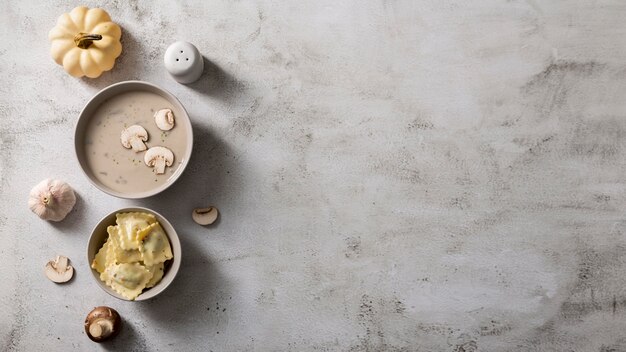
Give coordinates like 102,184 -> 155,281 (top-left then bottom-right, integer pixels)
192,206 -> 219,225
44,255 -> 74,283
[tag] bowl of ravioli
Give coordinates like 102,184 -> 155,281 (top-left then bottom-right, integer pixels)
87,207 -> 182,301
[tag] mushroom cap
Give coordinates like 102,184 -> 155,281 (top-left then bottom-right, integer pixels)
120,125 -> 148,148
85,306 -> 122,342
154,108 -> 175,131
144,146 -> 174,166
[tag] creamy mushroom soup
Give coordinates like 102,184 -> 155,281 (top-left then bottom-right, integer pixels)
84,91 -> 189,194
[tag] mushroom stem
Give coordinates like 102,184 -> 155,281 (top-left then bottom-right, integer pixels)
55,255 -> 68,271
130,139 -> 146,152
89,319 -> 113,338
154,158 -> 166,174
85,306 -> 122,342
74,33 -> 103,49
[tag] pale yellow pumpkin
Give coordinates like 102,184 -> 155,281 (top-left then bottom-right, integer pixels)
48,6 -> 122,78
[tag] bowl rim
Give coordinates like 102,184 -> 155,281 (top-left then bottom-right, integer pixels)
86,206 -> 182,302
74,80 -> 194,199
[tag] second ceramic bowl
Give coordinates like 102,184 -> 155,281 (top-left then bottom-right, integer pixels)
74,80 -> 193,199
87,207 -> 182,301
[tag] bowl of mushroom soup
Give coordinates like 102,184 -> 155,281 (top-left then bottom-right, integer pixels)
75,81 -> 193,198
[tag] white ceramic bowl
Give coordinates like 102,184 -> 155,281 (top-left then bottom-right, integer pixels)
87,207 -> 182,301
74,80 -> 193,199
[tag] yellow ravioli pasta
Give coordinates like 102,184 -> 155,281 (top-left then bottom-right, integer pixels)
91,237 -> 110,273
92,212 -> 174,299
115,212 -> 156,250
102,263 -> 152,300
138,223 -> 173,266
145,263 -> 165,289
115,248 -> 143,263
107,226 -> 143,263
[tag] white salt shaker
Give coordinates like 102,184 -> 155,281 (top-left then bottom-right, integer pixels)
164,41 -> 204,84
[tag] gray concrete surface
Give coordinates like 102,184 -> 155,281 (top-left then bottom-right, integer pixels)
2,1 -> 626,351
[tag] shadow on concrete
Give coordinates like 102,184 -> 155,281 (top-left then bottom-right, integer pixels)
186,56 -> 247,104
131,122 -> 237,331
49,192 -> 85,233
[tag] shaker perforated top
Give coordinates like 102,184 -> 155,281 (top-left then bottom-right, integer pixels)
164,41 -> 204,84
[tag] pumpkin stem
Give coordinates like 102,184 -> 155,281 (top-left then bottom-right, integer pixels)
74,33 -> 103,49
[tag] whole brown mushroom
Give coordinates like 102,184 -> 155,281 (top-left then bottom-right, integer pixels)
84,306 -> 122,342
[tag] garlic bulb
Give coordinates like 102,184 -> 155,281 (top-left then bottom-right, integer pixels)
28,179 -> 77,221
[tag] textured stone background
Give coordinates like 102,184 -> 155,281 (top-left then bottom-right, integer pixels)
2,1 -> 626,351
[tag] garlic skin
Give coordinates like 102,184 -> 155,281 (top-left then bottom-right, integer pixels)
28,179 -> 77,221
